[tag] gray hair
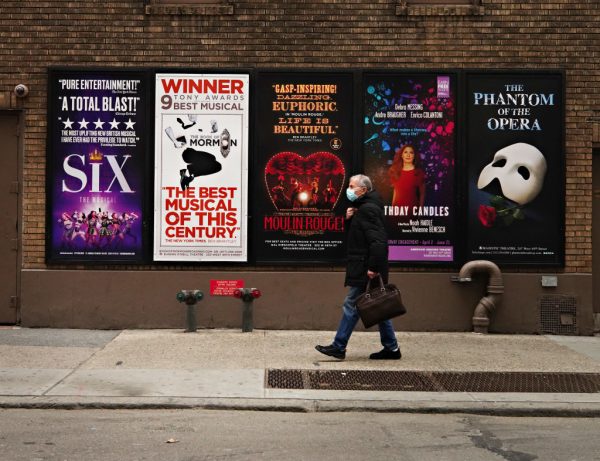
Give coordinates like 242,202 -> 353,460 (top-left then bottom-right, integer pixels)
350,174 -> 373,191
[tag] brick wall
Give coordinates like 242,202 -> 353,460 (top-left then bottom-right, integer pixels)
1,0 -> 597,272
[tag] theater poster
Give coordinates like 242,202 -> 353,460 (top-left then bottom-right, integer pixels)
253,72 -> 354,263
466,72 -> 564,266
47,69 -> 147,263
362,72 -> 457,263
153,73 -> 249,261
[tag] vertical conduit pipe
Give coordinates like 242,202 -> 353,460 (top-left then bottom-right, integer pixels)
452,260 -> 504,334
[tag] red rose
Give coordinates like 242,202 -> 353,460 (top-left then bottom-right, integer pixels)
478,205 -> 497,228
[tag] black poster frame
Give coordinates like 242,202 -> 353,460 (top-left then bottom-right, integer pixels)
43,67 -> 567,269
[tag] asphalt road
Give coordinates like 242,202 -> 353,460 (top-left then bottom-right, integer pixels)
0,409 -> 598,460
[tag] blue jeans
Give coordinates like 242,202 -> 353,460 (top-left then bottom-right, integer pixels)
332,285 -> 399,351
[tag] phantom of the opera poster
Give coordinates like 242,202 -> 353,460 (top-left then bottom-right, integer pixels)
465,72 -> 564,266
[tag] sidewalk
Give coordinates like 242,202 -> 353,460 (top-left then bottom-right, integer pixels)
1,328 -> 599,415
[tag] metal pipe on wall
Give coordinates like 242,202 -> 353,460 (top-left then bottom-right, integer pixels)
452,260 -> 504,334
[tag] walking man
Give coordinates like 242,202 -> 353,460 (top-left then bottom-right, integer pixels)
315,174 -> 401,360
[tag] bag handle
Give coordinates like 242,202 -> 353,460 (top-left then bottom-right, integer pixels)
365,274 -> 385,293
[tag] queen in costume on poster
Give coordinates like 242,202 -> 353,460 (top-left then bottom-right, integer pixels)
388,145 -> 426,209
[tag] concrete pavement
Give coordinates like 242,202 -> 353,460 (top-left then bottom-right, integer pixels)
1,328 -> 599,415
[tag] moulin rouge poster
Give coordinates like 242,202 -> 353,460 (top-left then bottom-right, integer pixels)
153,73 -> 249,262
47,69 -> 147,263
466,73 -> 564,266
362,73 -> 457,263
253,72 -> 354,263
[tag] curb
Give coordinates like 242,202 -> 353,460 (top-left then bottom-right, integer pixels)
2,396 -> 600,417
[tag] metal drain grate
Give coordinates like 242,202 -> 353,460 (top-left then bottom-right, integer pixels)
267,369 -> 305,390
540,294 -> 577,335
309,370 -> 435,392
430,372 -> 600,393
266,370 -> 600,393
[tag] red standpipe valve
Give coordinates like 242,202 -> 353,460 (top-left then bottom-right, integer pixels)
232,287 -> 260,332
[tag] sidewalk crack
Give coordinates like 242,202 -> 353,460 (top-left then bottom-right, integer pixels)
41,330 -> 125,396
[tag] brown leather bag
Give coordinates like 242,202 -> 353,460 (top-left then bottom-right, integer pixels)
356,275 -> 407,328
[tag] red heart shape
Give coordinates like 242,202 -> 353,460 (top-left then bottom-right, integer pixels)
265,151 -> 346,211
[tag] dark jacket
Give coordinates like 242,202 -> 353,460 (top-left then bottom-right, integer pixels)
344,190 -> 389,288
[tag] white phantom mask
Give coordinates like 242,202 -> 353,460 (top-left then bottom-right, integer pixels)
477,142 -> 547,205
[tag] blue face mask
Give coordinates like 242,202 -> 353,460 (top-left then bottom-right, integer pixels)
346,187 -> 359,202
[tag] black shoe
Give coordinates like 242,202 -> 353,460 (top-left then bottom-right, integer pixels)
369,348 -> 401,360
315,344 -> 346,360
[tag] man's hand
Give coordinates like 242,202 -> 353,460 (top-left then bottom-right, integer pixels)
367,270 -> 378,279
346,207 -> 357,219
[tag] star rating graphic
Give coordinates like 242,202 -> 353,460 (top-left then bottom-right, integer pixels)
59,116 -> 137,132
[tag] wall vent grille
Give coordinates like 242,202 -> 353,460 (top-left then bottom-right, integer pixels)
540,294 -> 577,335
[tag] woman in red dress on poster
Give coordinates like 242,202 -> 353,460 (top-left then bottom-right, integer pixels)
389,145 -> 426,208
